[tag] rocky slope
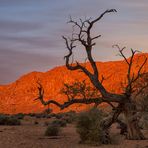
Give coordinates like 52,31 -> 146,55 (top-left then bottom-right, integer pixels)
0,53 -> 147,114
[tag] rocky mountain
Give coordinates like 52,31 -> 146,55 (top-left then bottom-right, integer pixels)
0,53 -> 147,114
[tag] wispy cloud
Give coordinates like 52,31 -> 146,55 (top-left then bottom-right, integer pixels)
0,0 -> 148,84
0,20 -> 43,33
0,49 -> 63,84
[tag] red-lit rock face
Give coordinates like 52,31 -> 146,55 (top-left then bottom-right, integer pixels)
0,53 -> 147,114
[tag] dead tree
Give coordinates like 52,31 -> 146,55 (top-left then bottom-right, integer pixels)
132,72 -> 148,112
35,9 -> 147,140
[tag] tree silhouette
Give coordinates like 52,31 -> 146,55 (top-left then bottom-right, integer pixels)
35,9 -> 147,140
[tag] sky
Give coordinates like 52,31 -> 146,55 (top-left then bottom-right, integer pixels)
0,0 -> 148,84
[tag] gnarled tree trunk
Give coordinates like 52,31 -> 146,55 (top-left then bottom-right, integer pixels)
124,102 -> 145,140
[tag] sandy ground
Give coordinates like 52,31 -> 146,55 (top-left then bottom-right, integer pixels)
0,116 -> 147,148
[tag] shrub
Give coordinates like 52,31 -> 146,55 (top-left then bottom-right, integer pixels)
35,113 -> 46,118
27,113 -> 36,117
50,113 -> 56,117
55,113 -> 63,119
13,113 -> 25,119
52,119 -> 67,127
9,117 -> 21,125
35,113 -> 53,119
46,114 -> 52,118
0,115 -> 21,126
76,108 -> 107,146
45,124 -> 60,136
27,113 -> 51,119
62,111 -> 77,123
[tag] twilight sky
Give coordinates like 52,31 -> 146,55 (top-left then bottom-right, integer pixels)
0,0 -> 148,84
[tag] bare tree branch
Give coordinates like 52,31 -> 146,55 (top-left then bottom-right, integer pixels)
63,10 -> 119,100
113,45 -> 147,98
133,57 -> 147,82
113,45 -> 128,64
35,83 -> 104,110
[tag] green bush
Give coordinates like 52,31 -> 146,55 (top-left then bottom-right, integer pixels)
45,124 -> 60,136
76,108 -> 107,146
0,115 -> 21,126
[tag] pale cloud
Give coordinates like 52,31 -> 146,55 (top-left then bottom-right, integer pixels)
0,0 -> 148,84
0,49 -> 63,84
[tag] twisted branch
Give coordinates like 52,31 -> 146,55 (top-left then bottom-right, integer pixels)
35,83 -> 104,110
113,45 -> 147,98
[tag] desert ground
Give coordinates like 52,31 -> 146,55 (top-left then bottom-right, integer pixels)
0,115 -> 147,148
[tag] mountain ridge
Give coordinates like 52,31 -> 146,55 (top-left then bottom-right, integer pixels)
0,53 -> 148,114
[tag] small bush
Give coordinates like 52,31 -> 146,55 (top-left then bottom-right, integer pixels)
35,113 -> 47,118
62,111 -> 77,123
50,113 -> 56,117
45,124 -> 60,136
46,114 -> 52,118
13,113 -> 25,120
52,119 -> 67,127
37,113 -> 52,118
27,113 -> 51,119
0,115 -> 21,126
76,108 -> 107,146
55,113 -> 63,119
27,113 -> 36,117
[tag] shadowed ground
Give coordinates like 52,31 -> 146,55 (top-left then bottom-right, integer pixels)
0,116 -> 147,148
